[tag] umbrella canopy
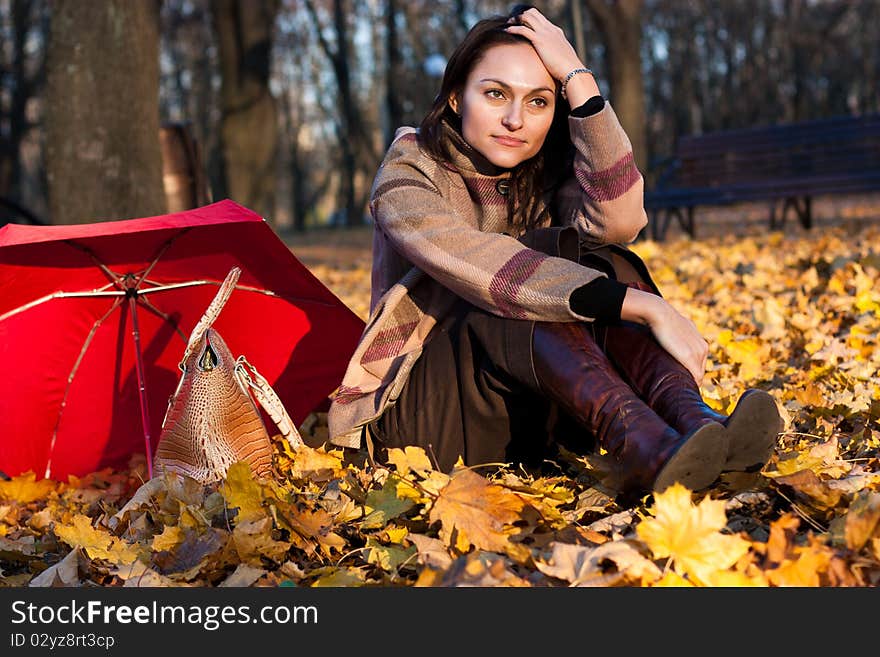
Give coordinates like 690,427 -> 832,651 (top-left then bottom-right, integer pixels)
0,199 -> 365,480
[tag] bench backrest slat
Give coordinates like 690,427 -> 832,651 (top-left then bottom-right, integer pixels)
665,113 -> 880,189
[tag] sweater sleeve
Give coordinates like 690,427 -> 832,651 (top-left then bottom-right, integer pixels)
569,277 -> 628,322
369,134 -> 610,323
554,100 -> 649,245
570,95 -> 606,118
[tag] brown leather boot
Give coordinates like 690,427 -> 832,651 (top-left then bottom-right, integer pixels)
530,322 -> 728,496
603,321 -> 783,473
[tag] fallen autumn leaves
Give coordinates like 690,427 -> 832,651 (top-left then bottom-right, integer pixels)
1,224 -> 879,587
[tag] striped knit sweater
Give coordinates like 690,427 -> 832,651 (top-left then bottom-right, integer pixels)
327,99 -> 648,449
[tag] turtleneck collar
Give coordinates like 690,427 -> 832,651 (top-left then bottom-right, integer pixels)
440,119 -> 510,178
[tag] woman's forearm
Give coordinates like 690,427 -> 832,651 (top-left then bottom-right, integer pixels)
620,287 -> 708,384
620,286 -> 665,325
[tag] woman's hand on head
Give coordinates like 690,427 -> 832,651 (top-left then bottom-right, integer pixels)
504,8 -> 584,83
620,287 -> 709,384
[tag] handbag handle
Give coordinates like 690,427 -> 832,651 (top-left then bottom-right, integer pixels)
234,355 -> 305,449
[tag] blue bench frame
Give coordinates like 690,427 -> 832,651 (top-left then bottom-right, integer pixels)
644,113 -> 880,241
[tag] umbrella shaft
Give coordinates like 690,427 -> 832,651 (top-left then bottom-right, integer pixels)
129,296 -> 154,479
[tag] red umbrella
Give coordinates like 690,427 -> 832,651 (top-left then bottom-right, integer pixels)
0,199 -> 365,480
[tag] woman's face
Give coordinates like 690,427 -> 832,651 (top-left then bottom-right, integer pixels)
449,42 -> 556,169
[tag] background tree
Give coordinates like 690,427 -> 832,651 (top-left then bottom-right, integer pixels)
384,0 -> 403,148
302,0 -> 378,227
0,0 -> 48,223
44,0 -> 165,224
585,0 -> 647,172
275,7 -> 333,233
159,0 -> 219,204
212,0 -> 279,221
3,0 -> 877,229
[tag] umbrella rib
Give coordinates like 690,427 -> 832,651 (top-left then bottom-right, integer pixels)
44,296 -> 125,480
63,240 -> 124,287
135,230 -> 190,289
137,296 -> 188,343
0,290 -> 125,323
137,280 -> 340,308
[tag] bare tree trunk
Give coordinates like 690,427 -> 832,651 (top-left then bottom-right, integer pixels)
212,0 -> 279,220
45,0 -> 165,224
585,0 -> 648,172
280,84 -> 328,233
1,0 -> 45,206
454,0 -> 470,39
385,0 -> 404,147
567,0 -> 587,65
304,0 -> 378,227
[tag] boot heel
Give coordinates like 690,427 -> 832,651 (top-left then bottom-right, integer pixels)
723,390 -> 783,472
653,422 -> 728,493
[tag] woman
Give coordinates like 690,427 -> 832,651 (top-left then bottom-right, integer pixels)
327,6 -> 783,497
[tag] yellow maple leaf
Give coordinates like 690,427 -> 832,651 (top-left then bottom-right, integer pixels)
827,273 -> 848,295
702,569 -> 768,587
151,525 -> 184,552
233,517 -> 291,565
636,483 -> 751,585
842,491 -> 880,552
54,514 -> 138,564
277,505 -> 346,557
753,295 -> 788,340
717,330 -> 768,381
792,382 -> 827,407
650,570 -> 693,587
221,462 -> 267,523
766,437 -> 849,479
384,526 -> 409,544
419,471 -> 452,497
289,444 -> 345,482
364,537 -> 416,573
310,567 -> 366,587
386,446 -> 435,477
0,471 -> 57,504
765,543 -> 833,587
428,468 -> 526,558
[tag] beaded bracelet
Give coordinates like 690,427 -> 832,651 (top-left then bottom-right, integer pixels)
560,67 -> 593,100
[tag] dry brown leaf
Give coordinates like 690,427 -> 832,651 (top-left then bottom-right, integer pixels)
428,468 -> 525,558
408,533 -> 453,570
219,563 -> 266,587
232,517 -> 291,565
277,505 -> 346,557
535,539 -> 662,587
433,552 -> 531,587
29,547 -> 86,587
289,444 -> 346,482
841,491 -> 880,552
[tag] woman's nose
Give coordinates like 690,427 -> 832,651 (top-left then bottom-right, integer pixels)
502,106 -> 523,130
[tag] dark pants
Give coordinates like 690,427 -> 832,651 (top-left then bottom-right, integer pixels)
368,231 -> 659,474
369,300 -> 554,473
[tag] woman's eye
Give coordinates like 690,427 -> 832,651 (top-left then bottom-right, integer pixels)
486,89 -> 504,100
531,97 -> 549,108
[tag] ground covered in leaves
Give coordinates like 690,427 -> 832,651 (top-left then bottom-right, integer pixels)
2,223 -> 880,587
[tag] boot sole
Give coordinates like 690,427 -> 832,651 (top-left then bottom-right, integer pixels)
723,390 -> 783,472
653,422 -> 728,494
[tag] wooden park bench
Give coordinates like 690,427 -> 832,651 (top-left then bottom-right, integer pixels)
644,112 -> 880,241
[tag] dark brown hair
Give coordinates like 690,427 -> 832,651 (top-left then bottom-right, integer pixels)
417,5 -> 573,233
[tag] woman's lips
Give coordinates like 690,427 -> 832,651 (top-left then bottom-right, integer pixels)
492,135 -> 526,147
